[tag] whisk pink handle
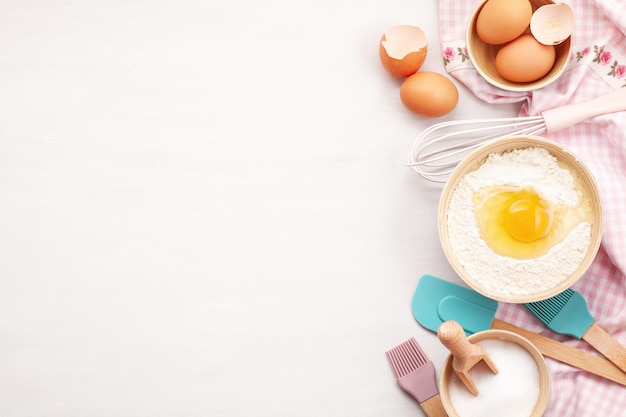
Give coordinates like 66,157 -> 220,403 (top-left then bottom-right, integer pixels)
541,87 -> 626,133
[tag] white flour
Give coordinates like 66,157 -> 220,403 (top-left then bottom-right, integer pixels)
446,147 -> 592,300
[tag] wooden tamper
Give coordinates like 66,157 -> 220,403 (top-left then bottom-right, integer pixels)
437,320 -> 499,395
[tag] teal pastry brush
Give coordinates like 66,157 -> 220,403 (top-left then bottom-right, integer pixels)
525,288 -> 626,373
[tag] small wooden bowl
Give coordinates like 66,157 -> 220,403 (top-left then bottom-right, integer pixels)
440,329 -> 551,417
467,0 -> 572,91
438,136 -> 602,303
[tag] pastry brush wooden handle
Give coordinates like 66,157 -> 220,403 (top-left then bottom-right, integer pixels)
582,323 -> 626,374
491,318 -> 626,386
420,394 -> 448,417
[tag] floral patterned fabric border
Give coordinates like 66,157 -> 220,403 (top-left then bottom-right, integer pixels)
442,41 -> 626,89
442,42 -> 472,71
574,44 -> 626,87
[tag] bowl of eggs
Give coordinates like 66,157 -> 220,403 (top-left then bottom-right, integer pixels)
438,136 -> 602,303
467,0 -> 574,91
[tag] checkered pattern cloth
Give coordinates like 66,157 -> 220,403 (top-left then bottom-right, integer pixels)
438,0 -> 626,415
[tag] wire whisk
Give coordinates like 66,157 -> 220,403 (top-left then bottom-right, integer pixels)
406,87 -> 626,183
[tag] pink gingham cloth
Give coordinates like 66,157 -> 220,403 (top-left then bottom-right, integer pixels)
438,0 -> 626,415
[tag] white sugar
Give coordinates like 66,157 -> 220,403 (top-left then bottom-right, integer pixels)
447,339 -> 540,417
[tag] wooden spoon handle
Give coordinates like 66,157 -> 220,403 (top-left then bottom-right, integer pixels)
438,320 -> 475,359
491,319 -> 626,386
582,323 -> 626,374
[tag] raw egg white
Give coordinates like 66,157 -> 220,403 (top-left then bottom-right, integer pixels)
400,71 -> 458,117
379,25 -> 428,78
476,0 -> 532,45
472,185 -> 592,260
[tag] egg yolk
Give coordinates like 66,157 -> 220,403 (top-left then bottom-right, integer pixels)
470,166 -> 593,260
472,187 -> 556,259
504,198 -> 549,242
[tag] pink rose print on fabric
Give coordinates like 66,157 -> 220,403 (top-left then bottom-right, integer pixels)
584,45 -> 626,85
592,45 -> 612,65
443,46 -> 469,65
609,62 -> 626,78
562,44 -> 626,86
601,51 -> 613,65
575,47 -> 590,62
443,47 -> 455,65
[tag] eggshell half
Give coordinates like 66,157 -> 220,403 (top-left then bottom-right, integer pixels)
530,3 -> 574,45
400,71 -> 458,117
379,25 -> 428,78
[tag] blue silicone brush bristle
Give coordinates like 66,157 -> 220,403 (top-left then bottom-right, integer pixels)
526,289 -> 575,323
524,288 -> 595,339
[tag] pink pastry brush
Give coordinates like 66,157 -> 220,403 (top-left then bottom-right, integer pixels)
386,337 -> 447,417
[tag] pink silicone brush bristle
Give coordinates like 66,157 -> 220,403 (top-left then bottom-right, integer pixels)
386,337 -> 439,403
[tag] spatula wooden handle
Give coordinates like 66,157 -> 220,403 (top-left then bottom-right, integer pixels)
419,394 -> 448,417
491,318 -> 626,386
582,323 -> 626,374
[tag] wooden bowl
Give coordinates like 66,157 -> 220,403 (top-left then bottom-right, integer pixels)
438,136 -> 602,303
466,0 -> 572,91
440,329 -> 551,417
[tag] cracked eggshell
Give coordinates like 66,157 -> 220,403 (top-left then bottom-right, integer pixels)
530,3 -> 574,45
379,25 -> 428,78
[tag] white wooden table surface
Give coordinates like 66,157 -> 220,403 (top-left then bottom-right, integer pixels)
0,1 -> 518,415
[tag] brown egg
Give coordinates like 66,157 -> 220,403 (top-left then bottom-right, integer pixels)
495,34 -> 556,83
379,25 -> 428,78
476,0 -> 532,45
400,72 -> 458,117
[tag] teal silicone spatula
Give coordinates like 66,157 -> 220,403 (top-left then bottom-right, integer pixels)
412,274 -> 498,336
524,288 -> 626,373
412,274 -> 626,386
